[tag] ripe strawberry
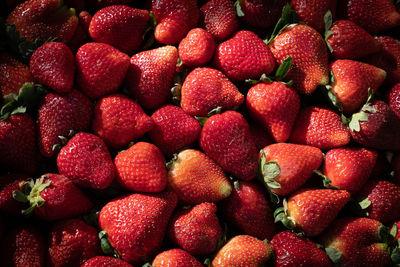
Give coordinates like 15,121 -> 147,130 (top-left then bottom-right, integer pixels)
89,5 -> 149,54
82,256 -> 133,267
168,202 -> 222,256
57,132 -> 115,189
200,0 -> 239,41
213,30 -> 275,82
67,11 -> 92,53
150,0 -> 200,44
48,219 -> 102,267
152,249 -> 203,267
200,111 -> 258,180
323,147 -> 377,193
260,143 -> 323,195
98,191 -> 178,264
149,105 -> 201,156
0,53 -> 33,97
0,114 -> 38,174
0,173 -> 29,216
290,106 -> 351,149
6,0 -> 79,42
330,60 -> 386,113
220,181 -> 276,240
38,89 -> 92,158
126,46 -> 178,109
167,149 -> 232,204
326,20 -> 381,60
180,67 -> 244,116
30,42 -> 75,93
249,122 -> 274,150
76,42 -> 130,99
92,94 -> 154,149
388,83 -> 400,119
270,231 -> 332,267
212,235 -> 273,266
246,82 -> 300,142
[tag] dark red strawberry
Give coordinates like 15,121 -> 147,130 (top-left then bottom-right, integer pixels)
0,173 -> 29,216
0,53 -> 33,97
67,11 -> 92,53
152,249 -> 203,267
388,83 -> 400,119
82,256 -> 133,267
249,122 -> 275,150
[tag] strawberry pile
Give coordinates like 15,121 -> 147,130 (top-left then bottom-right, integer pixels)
1,0 -> 400,266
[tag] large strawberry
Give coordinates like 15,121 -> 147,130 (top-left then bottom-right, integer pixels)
388,83 -> 400,119
0,53 -> 33,97
82,256 -> 133,267
0,173 -> 29,216
152,249 -> 203,267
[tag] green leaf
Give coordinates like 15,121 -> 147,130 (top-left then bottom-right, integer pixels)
324,10 -> 333,33
327,89 -> 342,112
267,4 -> 298,44
391,224 -> 398,238
325,247 -> 342,263
275,56 -> 292,81
208,106 -> 222,116
273,207 -> 284,217
12,190 -> 28,203
392,248 -> 400,264
268,190 -> 280,205
378,225 -> 390,243
235,0 -> 245,17
329,70 -> 335,84
10,106 -> 26,115
349,111 -> 369,132
274,212 -> 285,223
341,114 -> 350,125
263,161 -> 281,179
266,179 -> 281,189
358,198 -> 371,209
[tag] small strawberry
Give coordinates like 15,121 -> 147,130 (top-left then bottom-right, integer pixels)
180,67 -> 244,116
388,83 -> 400,119
82,256 -> 133,267
30,42 -> 75,93
92,94 -> 154,149
212,235 -> 273,267
0,53 -> 33,97
167,149 -> 232,204
126,46 -> 178,109
152,249 -> 203,267
0,173 -> 29,216
200,111 -> 258,180
98,191 -> 178,264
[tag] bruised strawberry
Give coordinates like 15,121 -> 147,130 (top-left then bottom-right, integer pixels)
152,249 -> 203,267
0,53 -> 33,97
0,173 -> 29,216
180,67 -> 244,116
388,83 -> 400,119
82,256 -> 133,267
291,0 -> 337,32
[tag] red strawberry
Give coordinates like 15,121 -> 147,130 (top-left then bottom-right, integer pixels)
291,0 -> 337,32
260,143 -> 323,195
6,0 -> 78,42
167,149 -> 232,204
270,231 -> 332,267
67,11 -> 92,53
151,0 -> 200,44
38,89 -> 92,158
98,191 -> 178,264
212,235 -> 273,266
126,46 -> 178,109
149,105 -> 201,156
76,42 -> 130,99
0,173 -> 29,216
213,30 -> 275,82
82,256 -> 133,267
0,114 -> 38,174
249,122 -> 274,150
48,219 -> 102,267
0,53 -> 33,97
200,0 -> 239,41
89,5 -> 150,54
323,147 -> 377,193
152,249 -> 203,267
168,202 -> 222,256
180,67 -> 244,116
290,106 -> 351,150
57,132 -> 115,189
30,42 -> 75,93
246,81 -> 300,142
326,20 -> 381,60
92,94 -> 154,149
199,111 -> 258,180
388,83 -> 400,119
220,181 -> 276,240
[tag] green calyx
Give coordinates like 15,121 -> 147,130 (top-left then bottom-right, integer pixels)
325,247 -> 342,264
246,56 -> 293,86
273,200 -> 295,229
348,88 -> 375,131
265,4 -> 299,45
234,0 -> 245,17
99,230 -> 120,258
323,10 -> 334,53
142,11 -> 157,50
260,150 -> 281,189
51,129 -> 75,153
312,170 -> 339,189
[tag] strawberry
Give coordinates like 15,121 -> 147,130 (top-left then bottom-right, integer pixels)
199,111 -> 258,180
0,173 -> 29,216
30,42 -> 75,93
323,147 -> 377,193
249,122 -> 274,150
0,53 -> 33,97
57,132 -> 115,189
0,114 -> 38,174
326,20 -> 381,60
149,105 -> 201,156
150,0 -> 200,44
48,219 -> 102,267
114,142 -> 167,192
220,181 -> 276,240
290,106 -> 351,150
178,28 -> 216,67
388,83 -> 400,119
330,59 -> 386,113
180,67 -> 244,116
92,94 -> 154,149
167,149 -> 232,204
200,0 -> 239,41
152,249 -> 203,267
168,202 -> 222,256
6,0 -> 78,42
126,46 -> 178,109
246,81 -> 300,142
213,30 -> 275,82
76,42 -> 130,99
38,89 -> 92,158
98,191 -> 178,264
270,231 -> 332,267
89,5 -> 150,54
67,11 -> 92,53
212,235 -> 273,266
260,143 -> 323,195
82,256 -> 133,267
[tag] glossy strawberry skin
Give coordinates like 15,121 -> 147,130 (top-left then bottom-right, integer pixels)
213,30 -> 275,82
200,111 -> 258,180
152,249 -> 203,267
237,0 -> 287,29
82,256 -> 133,267
0,173 -> 29,216
0,53 -> 33,97
388,83 -> 400,119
